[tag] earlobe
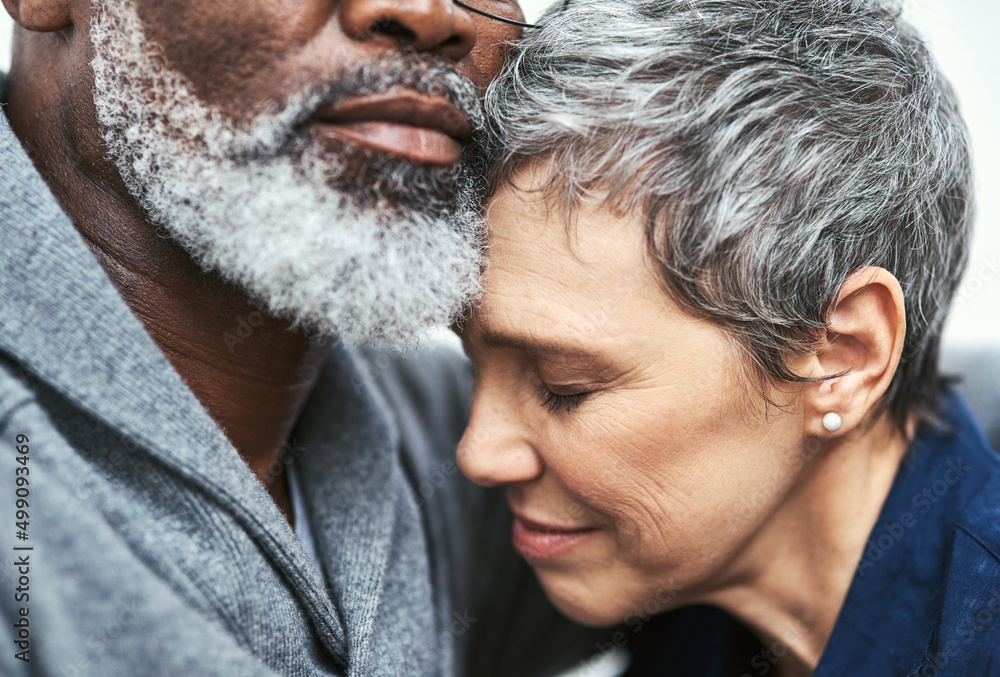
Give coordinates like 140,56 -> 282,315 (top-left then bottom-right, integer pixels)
800,266 -> 907,437
3,0 -> 72,32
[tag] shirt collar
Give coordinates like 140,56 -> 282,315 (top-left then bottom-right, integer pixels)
816,390 -> 999,675
0,102 -> 351,661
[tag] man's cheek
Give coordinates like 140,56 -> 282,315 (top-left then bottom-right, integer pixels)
465,26 -> 522,88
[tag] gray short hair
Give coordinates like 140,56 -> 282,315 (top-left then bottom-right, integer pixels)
485,0 -> 974,431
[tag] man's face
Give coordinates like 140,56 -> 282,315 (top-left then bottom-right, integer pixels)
89,0 -> 523,345
130,0 -> 522,165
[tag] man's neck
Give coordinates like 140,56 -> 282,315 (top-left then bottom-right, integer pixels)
92,204 -> 332,521
6,71 -> 329,522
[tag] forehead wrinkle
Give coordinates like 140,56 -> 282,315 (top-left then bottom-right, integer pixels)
483,250 -> 621,318
487,215 -> 656,325
485,235 -> 644,328
474,291 -> 634,355
471,298 -> 602,355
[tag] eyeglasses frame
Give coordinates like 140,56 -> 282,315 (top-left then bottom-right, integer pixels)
452,0 -> 542,29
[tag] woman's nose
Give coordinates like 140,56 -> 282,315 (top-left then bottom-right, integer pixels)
340,0 -> 477,62
457,391 -> 543,487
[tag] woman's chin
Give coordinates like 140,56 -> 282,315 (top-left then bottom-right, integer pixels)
550,595 -> 624,628
536,570 -> 645,628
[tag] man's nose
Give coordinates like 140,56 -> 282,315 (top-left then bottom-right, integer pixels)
457,390 -> 543,487
340,0 -> 477,61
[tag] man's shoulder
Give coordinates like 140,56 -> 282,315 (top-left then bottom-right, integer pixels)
0,356 -> 42,429
358,337 -> 473,462
353,338 -> 477,545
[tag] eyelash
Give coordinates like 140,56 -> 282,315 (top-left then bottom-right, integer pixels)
537,383 -> 589,414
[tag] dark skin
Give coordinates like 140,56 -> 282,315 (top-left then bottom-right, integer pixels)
2,0 -> 522,520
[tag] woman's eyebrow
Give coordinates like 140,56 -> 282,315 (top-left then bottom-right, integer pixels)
480,328 -> 595,357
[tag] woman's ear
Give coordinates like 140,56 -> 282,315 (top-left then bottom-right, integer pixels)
2,0 -> 72,32
795,266 -> 907,438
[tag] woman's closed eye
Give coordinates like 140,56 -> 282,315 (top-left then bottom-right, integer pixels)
536,380 -> 592,414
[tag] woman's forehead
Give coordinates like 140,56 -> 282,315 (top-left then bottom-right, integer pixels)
486,166 -> 648,271
477,171 -> 707,357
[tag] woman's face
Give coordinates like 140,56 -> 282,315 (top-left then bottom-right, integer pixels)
457,166 -> 814,626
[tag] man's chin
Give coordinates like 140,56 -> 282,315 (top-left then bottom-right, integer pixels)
163,167 -> 483,347
120,142 -> 484,347
89,0 -> 485,347
300,136 -> 472,215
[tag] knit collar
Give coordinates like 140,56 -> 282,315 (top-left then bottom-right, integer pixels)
0,103 -> 356,665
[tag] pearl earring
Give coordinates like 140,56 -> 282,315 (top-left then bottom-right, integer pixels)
822,412 -> 842,432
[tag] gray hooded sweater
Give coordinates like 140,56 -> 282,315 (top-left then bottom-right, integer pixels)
0,77 -> 604,677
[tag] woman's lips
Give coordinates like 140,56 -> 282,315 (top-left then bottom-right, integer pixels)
310,92 -> 470,166
511,515 -> 601,560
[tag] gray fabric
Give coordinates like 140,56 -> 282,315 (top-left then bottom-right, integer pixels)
0,72 -> 607,677
0,79 -> 454,676
0,83 -> 438,675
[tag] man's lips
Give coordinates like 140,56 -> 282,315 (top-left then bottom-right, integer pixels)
511,513 -> 601,561
310,91 -> 470,166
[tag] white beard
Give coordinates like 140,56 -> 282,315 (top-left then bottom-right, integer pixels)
88,0 -> 486,347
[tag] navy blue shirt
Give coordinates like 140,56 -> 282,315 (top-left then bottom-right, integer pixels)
625,390 -> 1000,676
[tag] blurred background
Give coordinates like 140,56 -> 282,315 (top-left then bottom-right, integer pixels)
1,1 -> 996,346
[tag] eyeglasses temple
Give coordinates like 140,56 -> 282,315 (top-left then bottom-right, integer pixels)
452,0 -> 542,29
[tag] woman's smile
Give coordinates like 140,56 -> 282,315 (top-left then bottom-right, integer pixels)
510,513 -> 602,560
